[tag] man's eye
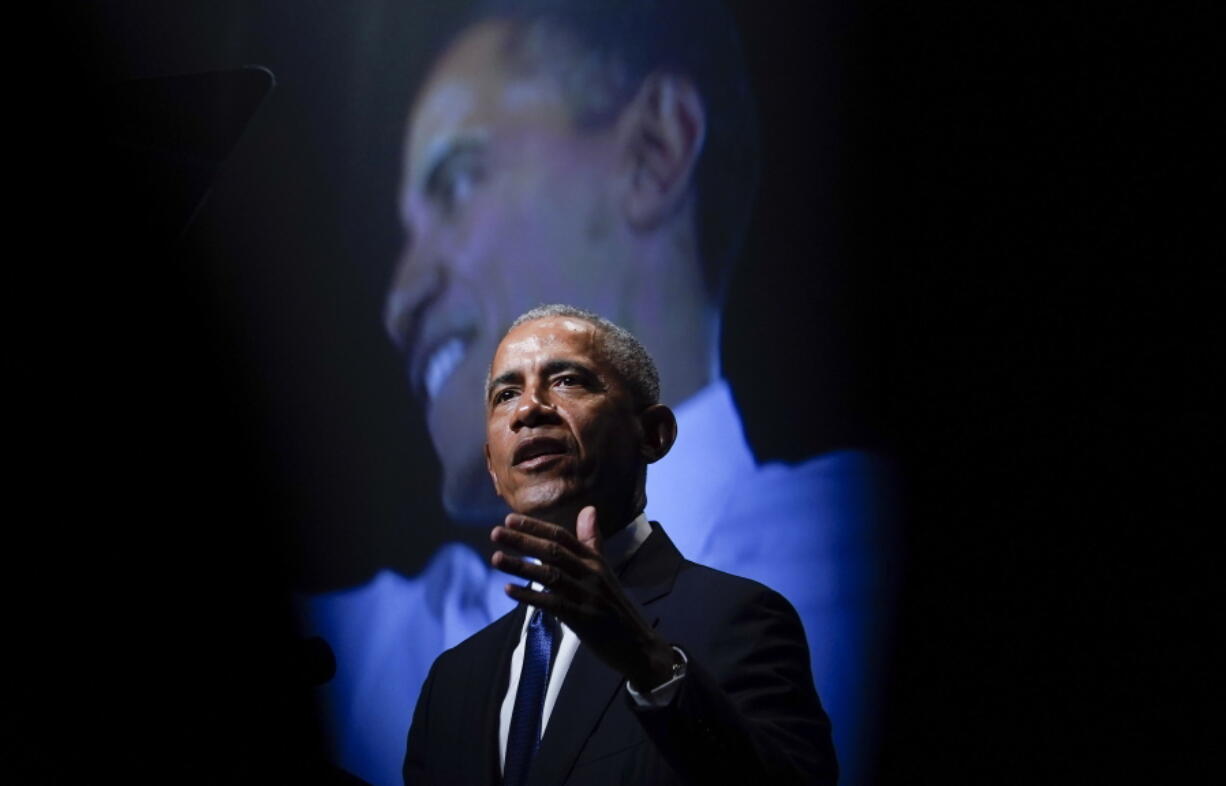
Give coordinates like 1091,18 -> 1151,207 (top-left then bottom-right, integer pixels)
555,375 -> 581,387
440,171 -> 474,213
494,388 -> 518,403
428,150 -> 485,217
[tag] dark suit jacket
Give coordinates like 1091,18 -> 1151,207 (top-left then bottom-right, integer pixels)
403,523 -> 837,785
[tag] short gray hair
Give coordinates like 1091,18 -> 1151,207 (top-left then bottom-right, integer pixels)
498,304 -> 660,409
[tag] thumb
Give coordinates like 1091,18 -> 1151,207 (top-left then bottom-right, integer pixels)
576,505 -> 602,555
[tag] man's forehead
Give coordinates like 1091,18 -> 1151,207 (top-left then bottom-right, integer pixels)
493,317 -> 599,366
404,21 -> 572,186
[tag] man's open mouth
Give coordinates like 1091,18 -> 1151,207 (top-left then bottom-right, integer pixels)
420,336 -> 467,402
513,437 -> 569,467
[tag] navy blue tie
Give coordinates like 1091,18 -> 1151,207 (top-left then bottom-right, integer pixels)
503,608 -> 556,786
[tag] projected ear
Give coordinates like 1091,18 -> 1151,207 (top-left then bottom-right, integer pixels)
617,73 -> 706,230
638,404 -> 678,463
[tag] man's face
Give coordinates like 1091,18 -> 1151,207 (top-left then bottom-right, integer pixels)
387,21 -> 637,521
483,317 -> 643,522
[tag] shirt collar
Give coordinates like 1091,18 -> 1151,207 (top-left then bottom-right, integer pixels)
603,512 -> 652,574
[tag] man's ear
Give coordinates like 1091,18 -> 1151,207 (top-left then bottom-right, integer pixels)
616,72 -> 706,230
484,443 -> 503,497
638,404 -> 678,464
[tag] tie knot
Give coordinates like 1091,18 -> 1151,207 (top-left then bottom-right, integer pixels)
528,608 -> 559,650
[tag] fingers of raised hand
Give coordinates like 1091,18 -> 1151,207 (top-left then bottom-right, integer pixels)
491,526 -> 590,578
505,514 -> 595,558
490,551 -> 569,590
505,584 -> 575,614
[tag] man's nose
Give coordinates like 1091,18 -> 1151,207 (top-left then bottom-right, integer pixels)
512,386 -> 559,430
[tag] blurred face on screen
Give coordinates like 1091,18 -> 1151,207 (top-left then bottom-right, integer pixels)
386,21 -> 640,521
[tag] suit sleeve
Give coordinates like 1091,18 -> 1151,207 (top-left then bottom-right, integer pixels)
630,586 -> 838,785
403,659 -> 438,786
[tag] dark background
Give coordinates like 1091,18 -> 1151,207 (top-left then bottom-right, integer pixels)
11,1 -> 1215,783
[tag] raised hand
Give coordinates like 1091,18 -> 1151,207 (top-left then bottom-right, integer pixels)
490,506 -> 675,692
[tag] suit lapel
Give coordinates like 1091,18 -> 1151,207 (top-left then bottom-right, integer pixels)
464,603 -> 525,786
525,523 -> 684,786
527,638 -> 626,786
620,522 -> 683,611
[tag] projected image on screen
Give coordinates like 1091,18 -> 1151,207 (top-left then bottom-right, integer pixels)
300,2 -> 896,784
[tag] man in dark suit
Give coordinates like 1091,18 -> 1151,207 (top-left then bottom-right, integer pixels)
404,304 -> 837,784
